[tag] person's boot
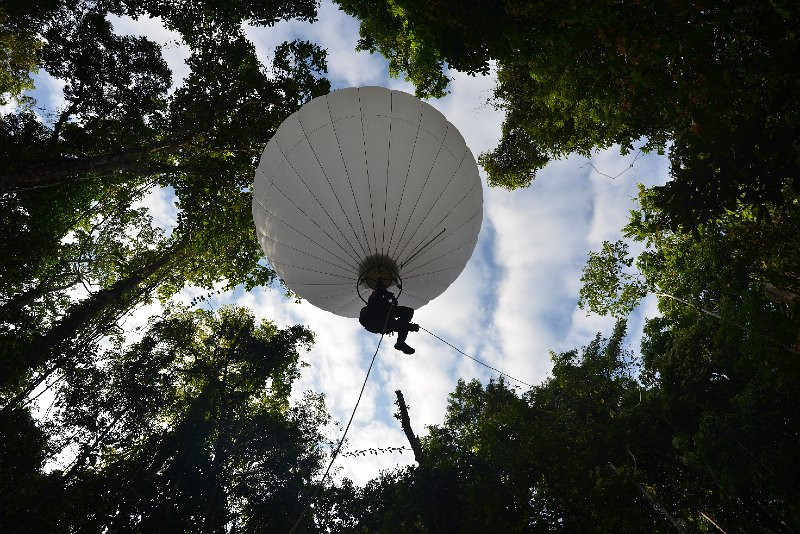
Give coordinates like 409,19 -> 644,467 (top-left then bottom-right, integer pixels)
394,341 -> 415,354
408,323 -> 420,332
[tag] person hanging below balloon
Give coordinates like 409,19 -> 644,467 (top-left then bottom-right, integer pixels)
359,280 -> 419,354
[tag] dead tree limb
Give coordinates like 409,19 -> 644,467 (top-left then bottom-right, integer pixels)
394,390 -> 423,463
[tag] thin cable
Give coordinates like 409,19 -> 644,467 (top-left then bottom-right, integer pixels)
289,306 -> 393,534
399,227 -> 446,269
419,326 -> 533,388
580,149 -> 643,180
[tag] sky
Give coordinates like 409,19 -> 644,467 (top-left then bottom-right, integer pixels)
31,1 -> 670,485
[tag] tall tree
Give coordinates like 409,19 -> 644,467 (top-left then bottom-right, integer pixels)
1,2 -> 330,412
331,314 -> 799,531
336,324 -> 704,532
0,0 -> 60,105
337,0 -> 800,224
579,187 -> 800,530
1,306 -> 328,533
580,186 -> 800,352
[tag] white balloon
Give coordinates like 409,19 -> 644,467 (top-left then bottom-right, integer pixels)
252,86 -> 483,317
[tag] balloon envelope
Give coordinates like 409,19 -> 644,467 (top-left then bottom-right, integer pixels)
252,86 -> 483,317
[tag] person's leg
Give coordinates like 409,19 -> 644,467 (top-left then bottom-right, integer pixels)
395,324 -> 409,343
392,307 -> 415,354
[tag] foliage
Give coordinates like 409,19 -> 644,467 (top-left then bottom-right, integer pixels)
579,240 -> 647,318
0,306 -> 326,532
323,184 -> 800,531
337,0 -> 450,98
0,1 -> 62,105
332,312 -> 799,531
115,0 -> 319,47
0,7 -> 41,105
338,0 -> 800,223
0,0 -> 330,412
575,186 -> 800,529
581,186 -> 800,354
0,10 -> 337,532
2,1 -> 799,531
337,325 -> 680,531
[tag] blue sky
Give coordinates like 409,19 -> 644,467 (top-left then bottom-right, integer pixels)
29,1 -> 670,485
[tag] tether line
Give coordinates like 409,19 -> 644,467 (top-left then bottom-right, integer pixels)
289,306 -> 393,534
419,326 -> 533,388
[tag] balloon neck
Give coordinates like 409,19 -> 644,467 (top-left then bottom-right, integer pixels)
358,254 -> 401,290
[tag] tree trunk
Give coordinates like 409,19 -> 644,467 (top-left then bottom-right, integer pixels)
394,390 -> 423,463
63,410 -> 127,480
763,282 -> 798,307
0,278 -> 75,320
608,462 -> 687,533
653,291 -> 722,320
204,360 -> 231,534
43,243 -> 180,347
0,139 -> 189,193
699,511 -> 727,533
0,241 -> 185,414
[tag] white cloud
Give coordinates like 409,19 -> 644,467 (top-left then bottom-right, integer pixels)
236,3 -> 675,486
564,144 -> 671,354
24,3 -> 675,487
243,1 -> 389,89
27,71 -> 67,122
135,185 -> 178,236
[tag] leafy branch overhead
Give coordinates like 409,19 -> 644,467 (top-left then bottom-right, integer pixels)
580,240 -> 647,318
580,186 -> 800,355
338,0 -> 800,224
1,0 -> 331,404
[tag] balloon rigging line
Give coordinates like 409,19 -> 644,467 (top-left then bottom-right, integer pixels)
257,230 -> 354,274
357,90 -> 380,260
390,124 -> 450,262
403,265 -> 459,280
392,150 -> 469,260
334,294 -> 363,314
395,178 -> 481,266
271,140 -> 366,264
419,326 -> 534,388
327,93 -> 373,259
402,240 -> 472,276
400,227 -> 447,269
381,92 -> 393,258
300,110 -> 371,261
289,307 -> 393,534
386,102 -> 424,259
399,209 -> 482,273
266,153 -> 365,266
254,191 -> 358,270
267,259 -> 354,280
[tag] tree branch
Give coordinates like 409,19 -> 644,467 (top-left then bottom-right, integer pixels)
0,138 -> 192,193
394,390 -> 423,463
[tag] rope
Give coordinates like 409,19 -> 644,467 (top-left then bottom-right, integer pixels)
288,305 -> 393,534
418,326 -> 533,388
580,149 -> 643,180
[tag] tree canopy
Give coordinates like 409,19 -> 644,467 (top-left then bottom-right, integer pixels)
337,0 -> 800,225
325,311 -> 799,531
1,4 -> 336,529
2,1 -> 799,531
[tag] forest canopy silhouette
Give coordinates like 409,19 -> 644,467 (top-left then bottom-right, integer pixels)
1,1 -> 799,531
